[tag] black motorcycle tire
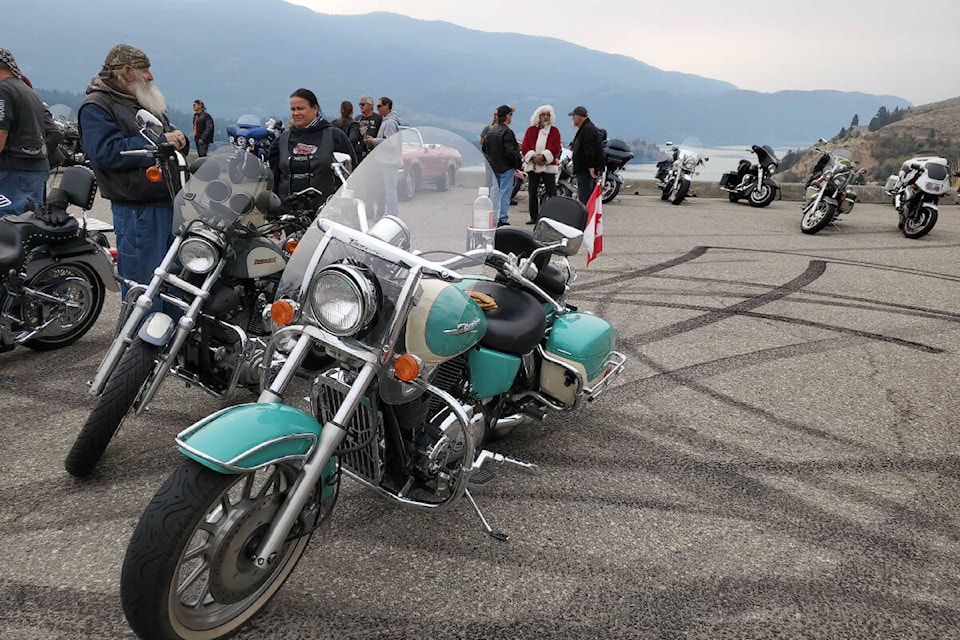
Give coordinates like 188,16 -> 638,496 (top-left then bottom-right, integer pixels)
121,459 -> 312,640
659,184 -> 671,201
557,182 -> 574,199
728,193 -> 740,203
670,179 -> 689,205
21,262 -> 106,351
64,338 -> 159,477
748,184 -> 776,208
601,177 -> 620,204
800,200 -> 834,234
902,203 -> 938,239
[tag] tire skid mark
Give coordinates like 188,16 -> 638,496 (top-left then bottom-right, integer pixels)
616,301 -> 944,353
628,260 -> 827,345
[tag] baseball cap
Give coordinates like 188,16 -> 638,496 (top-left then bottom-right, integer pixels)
496,104 -> 516,119
568,106 -> 588,117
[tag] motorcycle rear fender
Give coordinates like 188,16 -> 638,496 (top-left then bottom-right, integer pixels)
176,402 -> 324,474
137,312 -> 176,346
22,247 -> 119,292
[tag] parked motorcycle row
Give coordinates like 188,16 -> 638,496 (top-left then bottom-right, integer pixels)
3,121 -> 626,639
4,109 -> 958,638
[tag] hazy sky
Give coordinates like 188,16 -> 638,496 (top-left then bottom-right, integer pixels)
286,0 -> 958,106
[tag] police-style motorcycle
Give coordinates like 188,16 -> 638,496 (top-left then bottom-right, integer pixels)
800,147 -> 866,234
884,155 -> 953,239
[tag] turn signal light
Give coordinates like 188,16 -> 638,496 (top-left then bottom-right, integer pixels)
393,353 -> 422,382
284,238 -> 299,254
145,166 -> 163,182
270,299 -> 297,326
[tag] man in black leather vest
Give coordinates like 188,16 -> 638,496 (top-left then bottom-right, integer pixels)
78,44 -> 188,304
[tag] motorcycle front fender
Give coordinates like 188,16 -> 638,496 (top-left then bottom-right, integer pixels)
606,173 -> 623,185
137,312 -> 176,346
176,402 -> 325,474
762,177 -> 780,190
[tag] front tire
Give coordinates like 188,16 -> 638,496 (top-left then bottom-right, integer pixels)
601,177 -> 621,203
65,339 -> 159,477
669,179 -> 689,205
801,199 -> 835,234
902,203 -> 938,239
748,183 -> 776,208
121,460 -> 313,640
21,262 -> 106,350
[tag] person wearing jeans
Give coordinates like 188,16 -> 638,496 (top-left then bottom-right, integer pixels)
481,104 -> 522,226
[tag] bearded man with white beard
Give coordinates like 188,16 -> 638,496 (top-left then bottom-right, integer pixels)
79,44 -> 189,306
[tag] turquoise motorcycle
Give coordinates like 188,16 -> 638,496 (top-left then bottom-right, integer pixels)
119,128 -> 626,640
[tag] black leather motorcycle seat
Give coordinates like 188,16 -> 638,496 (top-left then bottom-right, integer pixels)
463,279 -> 546,356
0,214 -> 81,269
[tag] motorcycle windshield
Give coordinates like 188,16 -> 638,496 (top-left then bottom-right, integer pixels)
755,145 -> 779,166
828,148 -> 855,171
277,127 -> 489,354
172,146 -> 273,234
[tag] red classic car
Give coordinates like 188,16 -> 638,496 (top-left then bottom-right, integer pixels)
399,127 -> 463,201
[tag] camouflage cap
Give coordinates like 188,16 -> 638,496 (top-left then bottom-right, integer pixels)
99,44 -> 151,76
0,48 -> 23,79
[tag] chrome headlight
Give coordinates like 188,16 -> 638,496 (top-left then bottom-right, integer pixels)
308,265 -> 378,337
766,163 -> 777,174
238,136 -> 247,147
682,156 -> 697,171
178,237 -> 220,274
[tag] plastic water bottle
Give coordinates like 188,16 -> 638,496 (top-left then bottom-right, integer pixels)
469,186 -> 495,250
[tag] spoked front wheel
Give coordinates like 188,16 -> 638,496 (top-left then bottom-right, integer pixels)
902,204 -> 938,239
801,199 -> 835,234
121,460 -> 314,640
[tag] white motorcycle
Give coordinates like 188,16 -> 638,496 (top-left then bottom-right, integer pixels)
655,144 -> 708,205
884,156 -> 953,239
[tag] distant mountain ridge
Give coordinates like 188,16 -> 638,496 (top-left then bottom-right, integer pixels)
9,0 -> 917,146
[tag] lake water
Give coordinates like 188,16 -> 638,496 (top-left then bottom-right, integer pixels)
622,145 -> 795,182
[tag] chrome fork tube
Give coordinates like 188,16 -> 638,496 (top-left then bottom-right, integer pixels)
135,259 -> 228,411
89,236 -> 184,395
254,362 -> 378,568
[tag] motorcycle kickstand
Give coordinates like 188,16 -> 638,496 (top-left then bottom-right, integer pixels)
464,489 -> 509,542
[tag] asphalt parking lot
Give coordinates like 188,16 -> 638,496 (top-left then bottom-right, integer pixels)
1,189 -> 959,639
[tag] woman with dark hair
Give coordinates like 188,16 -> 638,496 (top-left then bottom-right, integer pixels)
267,88 -> 357,209
335,100 -> 362,162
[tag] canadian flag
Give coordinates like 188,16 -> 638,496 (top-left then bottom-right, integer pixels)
583,175 -> 604,266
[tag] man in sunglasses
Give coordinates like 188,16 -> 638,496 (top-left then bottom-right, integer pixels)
354,95 -> 381,164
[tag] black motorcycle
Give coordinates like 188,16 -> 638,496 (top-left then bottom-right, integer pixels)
64,110 -> 335,478
719,144 -> 780,207
547,139 -> 634,205
1,166 -> 117,353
